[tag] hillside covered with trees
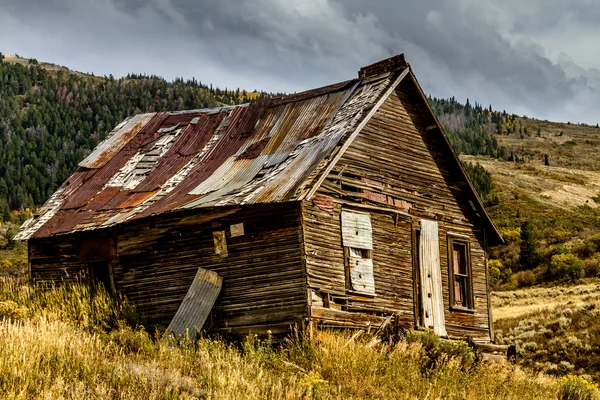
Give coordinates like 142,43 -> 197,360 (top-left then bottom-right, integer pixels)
0,54 -> 275,220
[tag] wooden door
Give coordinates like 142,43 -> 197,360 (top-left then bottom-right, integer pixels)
418,220 -> 447,336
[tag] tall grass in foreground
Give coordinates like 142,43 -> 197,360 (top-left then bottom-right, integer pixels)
0,277 -> 560,399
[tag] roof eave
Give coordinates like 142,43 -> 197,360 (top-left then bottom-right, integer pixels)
407,70 -> 505,246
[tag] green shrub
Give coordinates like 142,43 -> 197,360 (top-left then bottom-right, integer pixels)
489,259 -> 511,285
558,375 -> 599,400
586,234 -> 600,253
514,270 -> 536,287
584,258 -> 600,278
572,240 -> 597,259
405,330 -> 475,372
549,254 -> 585,282
547,244 -> 569,257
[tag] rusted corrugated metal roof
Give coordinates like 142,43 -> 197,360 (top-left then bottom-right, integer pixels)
78,113 -> 156,169
16,63 -> 402,240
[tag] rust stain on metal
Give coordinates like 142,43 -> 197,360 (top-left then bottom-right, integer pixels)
22,70 -> 401,239
79,113 -> 156,169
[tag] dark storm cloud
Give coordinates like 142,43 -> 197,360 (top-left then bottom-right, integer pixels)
0,0 -> 598,123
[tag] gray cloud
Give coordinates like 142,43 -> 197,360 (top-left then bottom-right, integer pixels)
0,0 -> 598,123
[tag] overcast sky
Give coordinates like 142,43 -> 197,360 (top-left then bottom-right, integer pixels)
1,0 -> 599,124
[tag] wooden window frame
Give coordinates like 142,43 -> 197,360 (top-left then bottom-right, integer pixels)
447,235 -> 475,312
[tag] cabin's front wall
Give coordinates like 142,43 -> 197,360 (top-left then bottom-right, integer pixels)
29,202 -> 307,336
302,201 -> 414,329
303,80 -> 491,340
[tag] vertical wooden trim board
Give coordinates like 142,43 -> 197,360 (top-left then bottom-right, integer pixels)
419,220 -> 447,336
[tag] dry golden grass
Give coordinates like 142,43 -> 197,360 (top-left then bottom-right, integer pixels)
492,280 -> 600,320
494,280 -> 600,383
0,277 -> 559,399
462,156 -> 600,211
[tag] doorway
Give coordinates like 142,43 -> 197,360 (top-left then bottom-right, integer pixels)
87,260 -> 115,295
413,220 -> 447,336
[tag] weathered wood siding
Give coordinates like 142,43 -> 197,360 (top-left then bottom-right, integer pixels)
303,201 -> 414,329
29,237 -> 86,285
303,79 -> 490,339
29,203 -> 307,336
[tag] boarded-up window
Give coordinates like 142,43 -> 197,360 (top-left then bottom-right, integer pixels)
448,236 -> 473,310
341,210 -> 375,294
230,223 -> 244,237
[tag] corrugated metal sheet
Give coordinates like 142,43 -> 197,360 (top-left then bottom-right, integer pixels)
19,71 -> 399,239
341,210 -> 373,250
166,267 -> 222,339
349,254 -> 375,294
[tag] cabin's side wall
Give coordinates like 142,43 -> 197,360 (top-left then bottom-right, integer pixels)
303,79 -> 490,340
29,202 -> 307,336
114,203 -> 307,336
29,237 -> 86,284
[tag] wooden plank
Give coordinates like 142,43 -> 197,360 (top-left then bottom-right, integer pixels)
419,219 -> 447,336
166,267 -> 222,339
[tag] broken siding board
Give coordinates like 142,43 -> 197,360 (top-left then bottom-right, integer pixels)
166,267 -> 222,339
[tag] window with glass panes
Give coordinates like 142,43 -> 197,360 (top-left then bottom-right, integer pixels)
448,237 -> 473,310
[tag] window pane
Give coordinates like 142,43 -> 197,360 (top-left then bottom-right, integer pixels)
349,247 -> 369,259
453,248 -> 460,274
454,276 -> 469,307
453,243 -> 467,274
454,280 -> 463,305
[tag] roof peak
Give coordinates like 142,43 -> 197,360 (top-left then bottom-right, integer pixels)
358,54 -> 407,80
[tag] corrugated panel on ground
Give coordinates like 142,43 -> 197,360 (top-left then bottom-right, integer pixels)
166,267 -> 222,339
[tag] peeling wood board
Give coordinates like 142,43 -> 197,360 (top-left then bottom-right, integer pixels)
341,210 -> 373,250
230,223 -> 244,237
213,230 -> 228,257
419,219 -> 447,336
166,267 -> 222,339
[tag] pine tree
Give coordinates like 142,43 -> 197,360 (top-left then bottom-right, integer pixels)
519,221 -> 540,270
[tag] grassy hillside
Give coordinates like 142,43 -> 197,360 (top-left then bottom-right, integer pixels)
456,115 -> 600,288
493,279 -> 600,384
0,276 -> 558,399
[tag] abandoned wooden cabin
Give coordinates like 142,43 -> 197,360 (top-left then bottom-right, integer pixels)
17,54 -> 503,342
